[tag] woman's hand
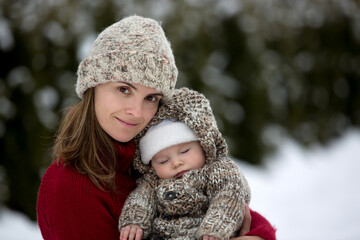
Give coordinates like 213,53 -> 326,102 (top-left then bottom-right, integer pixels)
231,237 -> 264,240
203,234 -> 221,240
230,204 -> 265,240
238,204 -> 251,236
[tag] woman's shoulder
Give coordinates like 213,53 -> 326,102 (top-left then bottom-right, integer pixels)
39,160 -> 95,198
37,161 -> 125,239
37,160 -> 108,220
41,161 -> 82,184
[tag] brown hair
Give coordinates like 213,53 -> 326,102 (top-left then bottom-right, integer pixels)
53,88 -> 118,192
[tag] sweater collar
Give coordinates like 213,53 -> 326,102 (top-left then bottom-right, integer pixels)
113,140 -> 135,173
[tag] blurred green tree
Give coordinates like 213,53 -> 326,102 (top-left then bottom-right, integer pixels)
0,0 -> 359,220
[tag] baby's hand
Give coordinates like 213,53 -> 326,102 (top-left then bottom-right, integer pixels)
203,235 -> 221,240
120,224 -> 143,240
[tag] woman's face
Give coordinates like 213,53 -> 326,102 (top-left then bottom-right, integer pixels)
94,81 -> 163,142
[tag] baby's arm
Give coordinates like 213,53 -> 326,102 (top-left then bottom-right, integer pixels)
118,178 -> 156,239
196,158 -> 251,239
120,224 -> 143,240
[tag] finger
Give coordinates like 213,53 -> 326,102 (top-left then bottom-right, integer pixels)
239,204 -> 251,236
120,226 -> 129,240
128,226 -> 138,240
135,227 -> 143,240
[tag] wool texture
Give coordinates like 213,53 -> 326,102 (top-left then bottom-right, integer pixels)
119,88 -> 251,240
76,15 -> 178,101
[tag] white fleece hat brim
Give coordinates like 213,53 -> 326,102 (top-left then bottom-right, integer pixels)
139,119 -> 199,164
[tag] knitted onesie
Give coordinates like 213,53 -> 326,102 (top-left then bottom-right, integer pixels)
119,88 -> 251,240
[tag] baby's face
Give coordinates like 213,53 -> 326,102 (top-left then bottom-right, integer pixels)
151,141 -> 206,179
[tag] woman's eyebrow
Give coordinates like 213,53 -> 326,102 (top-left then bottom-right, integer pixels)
151,93 -> 164,97
120,81 -> 164,97
120,81 -> 137,90
119,81 -> 163,96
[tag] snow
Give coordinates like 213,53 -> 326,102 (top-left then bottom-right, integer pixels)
237,128 -> 360,240
1,129 -> 360,240
0,207 -> 41,240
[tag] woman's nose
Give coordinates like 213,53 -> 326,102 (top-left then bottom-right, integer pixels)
126,99 -> 142,118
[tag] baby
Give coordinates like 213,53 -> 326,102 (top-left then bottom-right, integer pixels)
119,88 -> 251,240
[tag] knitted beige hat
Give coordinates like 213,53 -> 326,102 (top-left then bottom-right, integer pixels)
76,15 -> 178,101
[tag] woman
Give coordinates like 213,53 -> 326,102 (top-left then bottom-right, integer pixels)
37,15 -> 276,240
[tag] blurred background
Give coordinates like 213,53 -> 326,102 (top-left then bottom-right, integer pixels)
0,0 -> 359,239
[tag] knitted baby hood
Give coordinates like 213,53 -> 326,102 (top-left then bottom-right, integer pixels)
76,15 -> 178,101
133,87 -> 228,175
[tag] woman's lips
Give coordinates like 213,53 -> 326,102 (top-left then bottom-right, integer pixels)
116,117 -> 137,127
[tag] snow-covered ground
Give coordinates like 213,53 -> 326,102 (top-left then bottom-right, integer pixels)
1,129 -> 360,240
238,128 -> 360,240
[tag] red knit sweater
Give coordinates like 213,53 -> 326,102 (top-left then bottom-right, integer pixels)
246,209 -> 277,240
37,141 -> 276,240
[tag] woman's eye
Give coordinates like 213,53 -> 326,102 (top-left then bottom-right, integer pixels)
146,95 -> 158,102
118,86 -> 130,94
